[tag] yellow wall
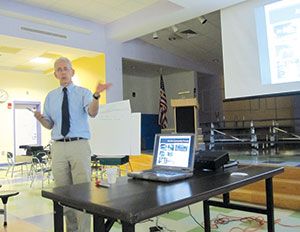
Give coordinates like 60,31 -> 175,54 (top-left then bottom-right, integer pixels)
0,54 -> 106,163
72,54 -> 107,104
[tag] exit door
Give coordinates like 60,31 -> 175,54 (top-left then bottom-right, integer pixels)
14,101 -> 41,157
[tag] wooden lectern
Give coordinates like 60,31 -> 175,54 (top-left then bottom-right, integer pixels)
170,98 -> 199,134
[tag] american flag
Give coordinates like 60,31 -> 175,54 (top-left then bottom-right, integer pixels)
158,75 -> 168,129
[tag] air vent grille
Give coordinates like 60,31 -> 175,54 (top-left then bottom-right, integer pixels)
180,29 -> 197,35
20,26 -> 67,39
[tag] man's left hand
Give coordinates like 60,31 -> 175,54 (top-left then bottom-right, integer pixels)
95,82 -> 112,95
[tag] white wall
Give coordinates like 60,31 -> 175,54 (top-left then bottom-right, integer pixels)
0,70 -> 57,163
123,71 -> 196,128
165,71 -> 197,128
123,75 -> 159,114
122,39 -> 211,74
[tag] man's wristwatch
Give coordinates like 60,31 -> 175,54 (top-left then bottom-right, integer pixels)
93,93 -> 100,100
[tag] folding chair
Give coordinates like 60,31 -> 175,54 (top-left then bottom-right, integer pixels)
91,154 -> 101,180
29,151 -> 52,188
5,152 -> 29,178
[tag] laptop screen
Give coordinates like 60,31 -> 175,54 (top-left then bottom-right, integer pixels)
152,133 -> 195,171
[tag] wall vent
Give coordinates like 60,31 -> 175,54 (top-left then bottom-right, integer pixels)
176,29 -> 198,39
180,29 -> 197,35
20,26 -> 67,39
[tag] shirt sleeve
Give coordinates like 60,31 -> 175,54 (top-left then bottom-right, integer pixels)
84,89 -> 98,117
43,94 -> 54,125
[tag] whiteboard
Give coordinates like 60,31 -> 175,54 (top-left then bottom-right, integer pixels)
130,113 -> 141,156
89,100 -> 141,156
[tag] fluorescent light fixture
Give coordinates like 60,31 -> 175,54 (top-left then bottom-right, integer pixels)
30,57 -> 52,64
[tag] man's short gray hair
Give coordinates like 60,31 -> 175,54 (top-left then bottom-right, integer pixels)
54,57 -> 73,70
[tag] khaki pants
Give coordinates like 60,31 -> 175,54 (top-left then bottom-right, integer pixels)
52,139 -> 91,232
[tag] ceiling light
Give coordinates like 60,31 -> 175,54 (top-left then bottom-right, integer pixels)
172,25 -> 178,33
153,32 -> 158,39
198,16 -> 207,24
30,57 -> 52,64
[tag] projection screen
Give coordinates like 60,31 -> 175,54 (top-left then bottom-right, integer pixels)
222,0 -> 300,100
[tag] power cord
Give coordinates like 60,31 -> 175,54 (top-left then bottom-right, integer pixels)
148,206 -> 205,231
209,213 -> 300,231
149,216 -> 176,232
188,205 -> 205,230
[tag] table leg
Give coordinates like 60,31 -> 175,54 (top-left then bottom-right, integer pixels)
223,193 -> 230,204
93,215 -> 105,231
121,221 -> 135,232
266,178 -> 274,232
54,201 -> 63,232
203,200 -> 210,232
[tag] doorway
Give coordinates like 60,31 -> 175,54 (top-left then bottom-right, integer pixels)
13,101 -> 41,158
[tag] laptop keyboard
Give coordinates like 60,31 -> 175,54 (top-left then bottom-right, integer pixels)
147,170 -> 181,175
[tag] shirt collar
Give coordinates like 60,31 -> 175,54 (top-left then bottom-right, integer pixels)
60,83 -> 74,93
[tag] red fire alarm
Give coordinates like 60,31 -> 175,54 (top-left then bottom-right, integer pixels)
7,103 -> 12,109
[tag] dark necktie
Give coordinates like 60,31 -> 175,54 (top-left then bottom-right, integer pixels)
61,87 -> 70,137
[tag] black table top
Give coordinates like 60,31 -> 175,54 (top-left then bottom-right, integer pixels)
42,165 -> 283,224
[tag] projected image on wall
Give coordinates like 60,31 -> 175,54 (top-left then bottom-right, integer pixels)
222,0 -> 300,99
257,0 -> 300,85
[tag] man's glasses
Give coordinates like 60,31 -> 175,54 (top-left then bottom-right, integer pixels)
56,67 -> 71,73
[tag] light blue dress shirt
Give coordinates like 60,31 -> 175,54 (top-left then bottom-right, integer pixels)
43,83 -> 96,140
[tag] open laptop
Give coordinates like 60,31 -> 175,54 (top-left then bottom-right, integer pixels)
128,133 -> 196,182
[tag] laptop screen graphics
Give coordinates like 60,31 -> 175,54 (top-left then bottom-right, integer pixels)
152,134 -> 195,172
127,133 -> 195,182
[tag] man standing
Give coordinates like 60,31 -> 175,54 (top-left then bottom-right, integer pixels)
35,57 -> 111,232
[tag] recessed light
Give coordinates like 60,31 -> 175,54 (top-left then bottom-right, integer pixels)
30,57 -> 52,64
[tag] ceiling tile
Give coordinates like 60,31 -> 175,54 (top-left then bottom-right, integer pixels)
0,46 -> 22,54
40,53 -> 61,59
14,64 -> 34,70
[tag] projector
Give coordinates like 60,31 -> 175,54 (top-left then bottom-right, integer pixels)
194,150 -> 229,170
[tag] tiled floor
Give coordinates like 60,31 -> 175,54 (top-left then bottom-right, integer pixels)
0,151 -> 300,232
